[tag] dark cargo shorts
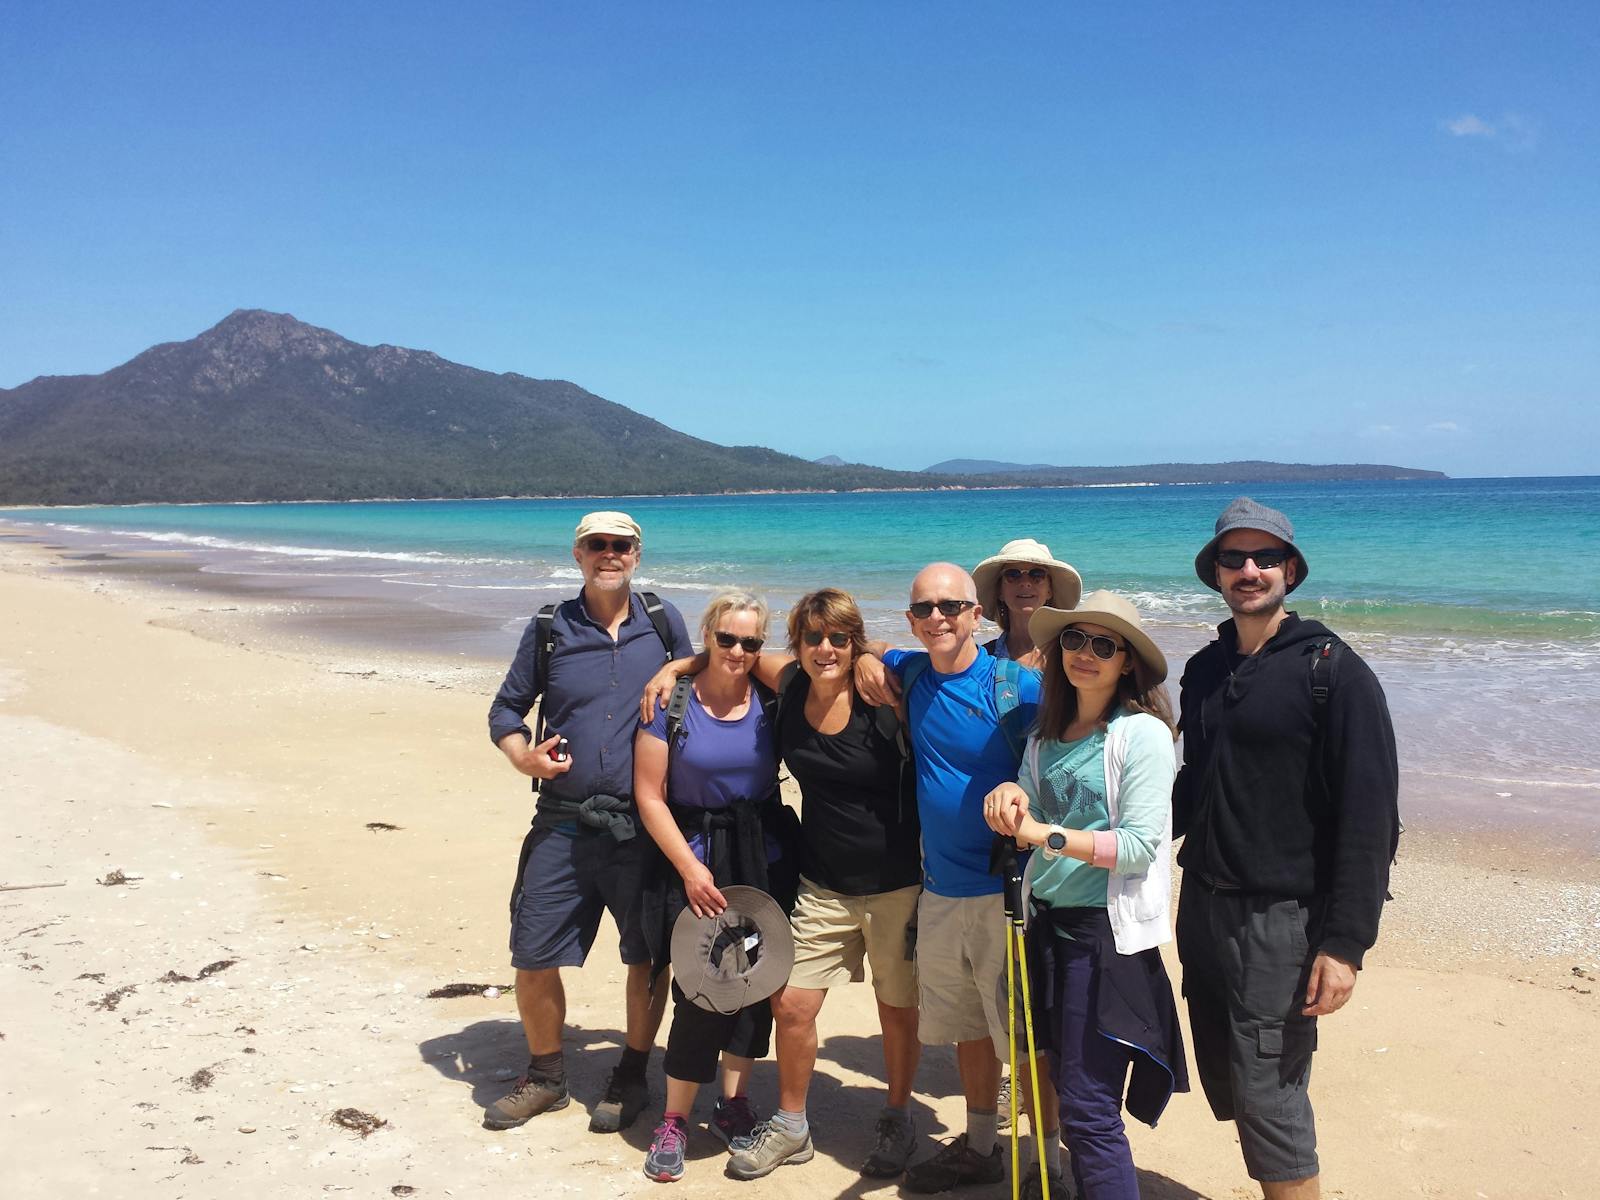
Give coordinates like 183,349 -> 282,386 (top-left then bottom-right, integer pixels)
509,824 -> 652,971
1175,872 -> 1321,1184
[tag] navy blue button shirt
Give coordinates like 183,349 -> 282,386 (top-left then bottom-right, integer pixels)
488,590 -> 694,801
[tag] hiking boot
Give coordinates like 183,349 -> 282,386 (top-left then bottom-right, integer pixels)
482,1073 -> 569,1130
709,1095 -> 760,1147
589,1067 -> 648,1133
725,1120 -> 815,1180
996,1072 -> 1013,1133
859,1109 -> 916,1178
1021,1166 -> 1072,1200
902,1133 -> 1005,1193
643,1116 -> 690,1183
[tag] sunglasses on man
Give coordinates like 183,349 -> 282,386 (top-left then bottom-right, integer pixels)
1214,547 -> 1291,571
801,629 -> 852,648
908,599 -> 977,620
713,631 -> 765,653
582,536 -> 637,554
1001,567 -> 1049,583
1060,628 -> 1127,661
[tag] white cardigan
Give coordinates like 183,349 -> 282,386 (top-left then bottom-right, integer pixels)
1021,710 -> 1176,955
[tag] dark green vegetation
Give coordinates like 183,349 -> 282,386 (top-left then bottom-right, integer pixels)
0,311 -> 1445,506
0,311 -> 975,505
925,458 -> 1446,483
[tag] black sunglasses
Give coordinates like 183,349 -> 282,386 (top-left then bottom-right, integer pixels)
1001,567 -> 1049,583
713,631 -> 765,653
801,629 -> 852,648
1060,628 -> 1126,660
582,536 -> 637,554
1215,547 -> 1290,571
908,599 -> 976,620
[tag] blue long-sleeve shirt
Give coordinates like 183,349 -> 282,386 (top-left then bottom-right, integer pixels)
488,590 -> 693,802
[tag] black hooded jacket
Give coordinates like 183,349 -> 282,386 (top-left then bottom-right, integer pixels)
1173,613 -> 1399,968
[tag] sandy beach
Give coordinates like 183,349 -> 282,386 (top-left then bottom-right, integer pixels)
3,535 -> 1598,1199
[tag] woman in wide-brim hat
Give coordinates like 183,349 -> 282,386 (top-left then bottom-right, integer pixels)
970,538 -> 1083,670
982,591 -> 1189,1199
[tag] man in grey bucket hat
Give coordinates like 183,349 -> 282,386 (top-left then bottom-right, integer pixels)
1193,496 -> 1309,593
1173,497 -> 1399,1200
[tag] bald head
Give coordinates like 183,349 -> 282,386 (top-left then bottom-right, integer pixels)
906,562 -> 983,668
910,562 -> 978,605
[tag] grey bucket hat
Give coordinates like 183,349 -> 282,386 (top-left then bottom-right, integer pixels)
669,886 -> 794,1014
1194,497 -> 1309,593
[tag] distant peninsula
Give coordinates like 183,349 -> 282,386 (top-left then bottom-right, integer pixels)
924,458 -> 1446,485
0,311 -> 1444,505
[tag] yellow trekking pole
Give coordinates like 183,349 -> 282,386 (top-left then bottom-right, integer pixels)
998,839 -> 1049,1200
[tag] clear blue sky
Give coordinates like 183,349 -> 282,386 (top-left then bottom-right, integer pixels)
3,2 -> 1595,477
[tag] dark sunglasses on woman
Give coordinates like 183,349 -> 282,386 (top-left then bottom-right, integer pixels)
801,629 -> 852,648
713,631 -> 765,653
1001,567 -> 1049,583
1060,628 -> 1126,661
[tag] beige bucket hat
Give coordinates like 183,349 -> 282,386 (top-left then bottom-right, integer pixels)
972,538 -> 1083,622
1028,589 -> 1167,683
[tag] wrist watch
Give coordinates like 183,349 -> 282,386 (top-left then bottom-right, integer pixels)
1042,825 -> 1069,859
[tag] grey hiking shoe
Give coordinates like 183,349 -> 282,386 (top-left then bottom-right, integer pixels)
483,1073 -> 569,1129
589,1067 -> 648,1133
996,1072 -> 1013,1133
725,1120 -> 815,1180
860,1110 -> 916,1178
902,1133 -> 1005,1193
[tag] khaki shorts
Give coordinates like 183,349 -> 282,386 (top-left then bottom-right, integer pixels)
915,890 -> 1014,1049
787,877 -> 920,1009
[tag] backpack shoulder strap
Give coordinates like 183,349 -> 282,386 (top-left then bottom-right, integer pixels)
1309,636 -> 1340,710
992,658 -> 1027,762
900,653 -> 931,696
638,590 -> 674,660
665,676 -> 695,746
532,603 -> 559,746
771,661 -> 806,737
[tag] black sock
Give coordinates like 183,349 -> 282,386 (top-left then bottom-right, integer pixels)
529,1050 -> 565,1085
617,1045 -> 650,1079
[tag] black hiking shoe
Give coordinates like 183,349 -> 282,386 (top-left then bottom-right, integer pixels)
589,1067 -> 649,1133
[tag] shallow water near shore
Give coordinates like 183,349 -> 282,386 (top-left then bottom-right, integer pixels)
6,476 -> 1600,853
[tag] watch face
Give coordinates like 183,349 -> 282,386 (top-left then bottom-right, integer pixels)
1046,831 -> 1067,851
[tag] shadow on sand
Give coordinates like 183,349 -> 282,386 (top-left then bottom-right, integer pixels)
419,1018 -> 1218,1195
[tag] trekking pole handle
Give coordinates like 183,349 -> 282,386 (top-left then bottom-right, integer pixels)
990,834 -> 1024,925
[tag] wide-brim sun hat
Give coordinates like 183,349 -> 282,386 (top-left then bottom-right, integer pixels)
1193,497 -> 1308,593
669,885 -> 794,1015
1029,589 -> 1167,684
972,538 -> 1083,621
574,510 -> 643,544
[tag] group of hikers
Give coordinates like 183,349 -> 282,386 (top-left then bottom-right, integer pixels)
485,498 -> 1401,1200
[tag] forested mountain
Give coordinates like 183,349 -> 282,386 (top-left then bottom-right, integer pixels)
0,311 -> 972,504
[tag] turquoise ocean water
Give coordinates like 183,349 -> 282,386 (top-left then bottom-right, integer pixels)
7,477 -> 1600,840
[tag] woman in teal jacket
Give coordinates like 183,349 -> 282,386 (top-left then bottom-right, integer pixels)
984,590 -> 1188,1200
